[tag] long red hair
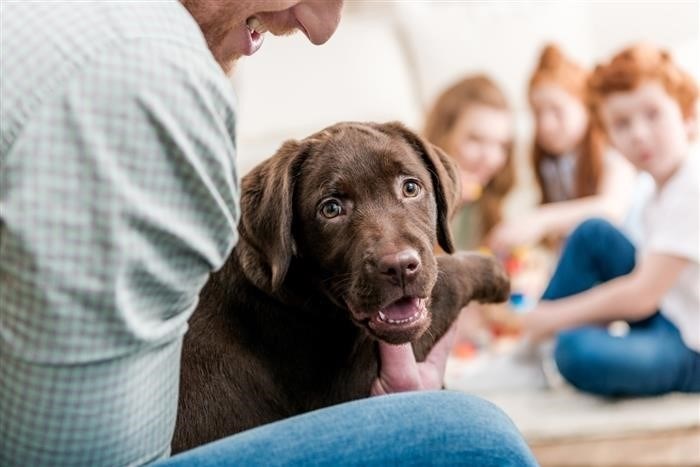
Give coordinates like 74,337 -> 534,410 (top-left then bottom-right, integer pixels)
423,74 -> 515,235
529,44 -> 604,204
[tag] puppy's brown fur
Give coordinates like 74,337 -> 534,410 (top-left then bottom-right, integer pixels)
173,122 -> 509,452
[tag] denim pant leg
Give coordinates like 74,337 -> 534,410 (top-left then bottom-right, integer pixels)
555,314 -> 700,396
542,219 -> 700,395
542,218 -> 636,301
158,392 -> 537,467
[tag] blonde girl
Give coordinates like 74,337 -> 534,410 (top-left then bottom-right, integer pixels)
424,74 -> 515,250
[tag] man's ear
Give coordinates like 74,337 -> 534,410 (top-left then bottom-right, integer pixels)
374,121 -> 460,253
237,139 -> 309,292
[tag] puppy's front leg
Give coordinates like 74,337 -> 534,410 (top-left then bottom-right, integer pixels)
412,252 -> 509,360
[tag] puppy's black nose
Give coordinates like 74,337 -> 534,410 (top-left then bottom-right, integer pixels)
378,249 -> 421,285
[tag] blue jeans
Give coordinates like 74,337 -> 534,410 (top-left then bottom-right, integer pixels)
157,391 -> 537,466
543,218 -> 700,396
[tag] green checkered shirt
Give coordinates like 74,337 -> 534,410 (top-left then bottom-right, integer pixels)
0,2 -> 239,465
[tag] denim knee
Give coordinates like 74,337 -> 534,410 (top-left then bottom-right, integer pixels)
555,330 -> 624,396
554,331 -> 597,393
567,218 -> 615,248
433,392 -> 537,467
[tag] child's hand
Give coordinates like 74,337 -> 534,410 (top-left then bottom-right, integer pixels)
487,218 -> 544,255
459,172 -> 483,203
520,303 -> 558,342
482,303 -> 523,335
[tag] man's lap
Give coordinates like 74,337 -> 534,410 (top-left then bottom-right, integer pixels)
159,391 -> 537,467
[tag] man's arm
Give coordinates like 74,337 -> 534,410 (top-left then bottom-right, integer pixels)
1,36 -> 239,465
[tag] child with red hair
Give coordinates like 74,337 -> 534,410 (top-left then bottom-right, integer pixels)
522,44 -> 699,396
488,44 -> 637,252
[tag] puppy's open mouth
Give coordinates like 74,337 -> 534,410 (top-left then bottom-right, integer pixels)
372,297 -> 426,326
364,296 -> 430,344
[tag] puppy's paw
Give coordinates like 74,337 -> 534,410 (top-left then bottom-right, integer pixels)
455,252 -> 510,304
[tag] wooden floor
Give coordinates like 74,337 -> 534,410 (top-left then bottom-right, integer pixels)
530,427 -> 700,467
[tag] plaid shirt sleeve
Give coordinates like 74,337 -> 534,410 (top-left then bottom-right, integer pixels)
0,3 -> 239,465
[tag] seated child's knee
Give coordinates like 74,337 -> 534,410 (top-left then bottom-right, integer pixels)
554,331 -> 591,383
568,217 -> 615,246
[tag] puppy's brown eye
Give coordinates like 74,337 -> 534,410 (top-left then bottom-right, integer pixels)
402,180 -> 421,197
320,200 -> 343,218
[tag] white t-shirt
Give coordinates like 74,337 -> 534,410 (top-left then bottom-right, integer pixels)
642,151 -> 700,352
622,171 -> 656,246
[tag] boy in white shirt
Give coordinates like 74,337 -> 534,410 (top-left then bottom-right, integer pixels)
522,44 -> 699,395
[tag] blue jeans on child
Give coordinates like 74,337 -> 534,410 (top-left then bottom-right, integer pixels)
158,391 -> 537,466
543,218 -> 700,396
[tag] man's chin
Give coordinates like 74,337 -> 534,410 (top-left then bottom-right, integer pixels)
220,57 -> 240,75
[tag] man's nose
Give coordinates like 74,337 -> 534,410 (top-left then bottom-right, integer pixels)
294,0 -> 343,46
378,249 -> 422,286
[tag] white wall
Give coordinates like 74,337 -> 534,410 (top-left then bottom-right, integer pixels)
232,1 -> 699,176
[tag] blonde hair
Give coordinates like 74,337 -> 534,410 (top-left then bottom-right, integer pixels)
423,74 -> 515,235
589,43 -> 698,126
529,44 -> 604,204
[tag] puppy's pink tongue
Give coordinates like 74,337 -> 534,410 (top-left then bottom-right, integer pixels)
379,297 -> 421,321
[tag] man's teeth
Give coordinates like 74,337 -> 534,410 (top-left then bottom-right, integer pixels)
246,17 -> 268,34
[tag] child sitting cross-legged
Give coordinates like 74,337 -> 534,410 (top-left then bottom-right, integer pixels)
521,44 -> 699,396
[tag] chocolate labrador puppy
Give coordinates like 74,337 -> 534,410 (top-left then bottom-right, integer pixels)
173,122 -> 509,452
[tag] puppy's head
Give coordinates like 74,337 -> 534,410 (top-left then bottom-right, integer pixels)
237,122 -> 459,344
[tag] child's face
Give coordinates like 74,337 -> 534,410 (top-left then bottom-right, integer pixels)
600,81 -> 692,185
530,84 -> 589,155
448,104 -> 512,193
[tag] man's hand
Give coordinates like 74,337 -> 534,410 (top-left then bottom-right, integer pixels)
370,321 -> 458,395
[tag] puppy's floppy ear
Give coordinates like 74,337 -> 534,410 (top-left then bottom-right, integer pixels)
375,122 -> 460,253
237,139 -> 309,292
